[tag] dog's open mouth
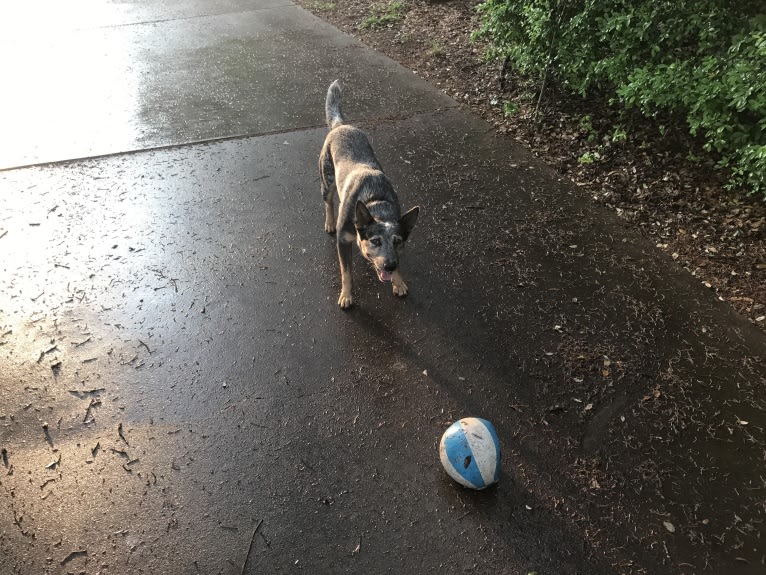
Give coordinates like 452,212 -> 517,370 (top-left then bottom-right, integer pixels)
377,269 -> 393,283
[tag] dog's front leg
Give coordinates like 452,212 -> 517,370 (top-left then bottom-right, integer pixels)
337,237 -> 354,308
391,269 -> 408,297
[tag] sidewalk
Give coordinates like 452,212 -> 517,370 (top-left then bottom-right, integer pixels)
1,2 -> 765,574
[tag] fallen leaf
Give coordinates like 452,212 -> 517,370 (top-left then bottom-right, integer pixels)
663,521 -> 675,533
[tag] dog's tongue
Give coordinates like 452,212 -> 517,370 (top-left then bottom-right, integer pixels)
377,269 -> 393,283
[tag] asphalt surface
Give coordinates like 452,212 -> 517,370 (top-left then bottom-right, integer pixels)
2,2 -> 766,574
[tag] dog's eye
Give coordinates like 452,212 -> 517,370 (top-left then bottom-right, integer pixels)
370,238 -> 382,247
393,236 -> 402,246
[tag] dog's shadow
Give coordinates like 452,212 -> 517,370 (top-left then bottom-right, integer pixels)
342,260 -> 531,425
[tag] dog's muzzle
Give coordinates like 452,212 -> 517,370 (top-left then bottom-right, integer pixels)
377,269 -> 392,282
377,261 -> 398,282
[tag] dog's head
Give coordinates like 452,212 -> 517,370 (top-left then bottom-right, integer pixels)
354,201 -> 419,282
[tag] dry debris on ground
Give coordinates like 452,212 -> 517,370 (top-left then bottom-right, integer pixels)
298,0 -> 766,332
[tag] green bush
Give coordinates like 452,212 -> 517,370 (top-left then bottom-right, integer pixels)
474,1 -> 766,199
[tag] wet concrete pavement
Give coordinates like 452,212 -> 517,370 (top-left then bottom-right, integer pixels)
0,0 -> 451,169
2,2 -> 766,574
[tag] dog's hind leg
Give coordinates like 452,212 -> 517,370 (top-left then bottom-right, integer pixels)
319,145 -> 337,234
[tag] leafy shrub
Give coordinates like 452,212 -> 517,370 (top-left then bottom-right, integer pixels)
503,101 -> 520,116
474,1 -> 766,199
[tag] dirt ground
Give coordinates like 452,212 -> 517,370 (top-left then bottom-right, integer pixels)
297,0 -> 766,333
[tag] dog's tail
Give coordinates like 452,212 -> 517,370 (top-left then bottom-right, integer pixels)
325,80 -> 344,129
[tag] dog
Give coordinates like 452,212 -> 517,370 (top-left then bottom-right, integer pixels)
319,80 -> 420,309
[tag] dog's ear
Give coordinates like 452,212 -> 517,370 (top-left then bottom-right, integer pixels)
400,206 -> 420,239
355,201 -> 374,230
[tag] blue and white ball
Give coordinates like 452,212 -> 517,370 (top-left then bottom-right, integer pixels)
439,418 -> 501,490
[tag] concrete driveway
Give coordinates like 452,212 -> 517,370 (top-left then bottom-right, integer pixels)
2,2 -> 765,574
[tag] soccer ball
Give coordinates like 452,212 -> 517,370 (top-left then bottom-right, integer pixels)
439,417 -> 501,490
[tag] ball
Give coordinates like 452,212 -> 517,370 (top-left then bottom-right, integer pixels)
439,417 -> 501,490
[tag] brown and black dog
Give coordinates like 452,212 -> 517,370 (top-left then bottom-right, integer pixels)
319,80 -> 420,309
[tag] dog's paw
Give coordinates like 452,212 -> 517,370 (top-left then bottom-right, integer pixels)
338,292 -> 353,309
392,279 -> 408,297
324,206 -> 336,234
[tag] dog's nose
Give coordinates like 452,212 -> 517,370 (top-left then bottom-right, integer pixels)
383,262 -> 397,272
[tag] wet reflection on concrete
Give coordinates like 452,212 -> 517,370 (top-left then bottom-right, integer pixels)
0,0 -> 453,169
